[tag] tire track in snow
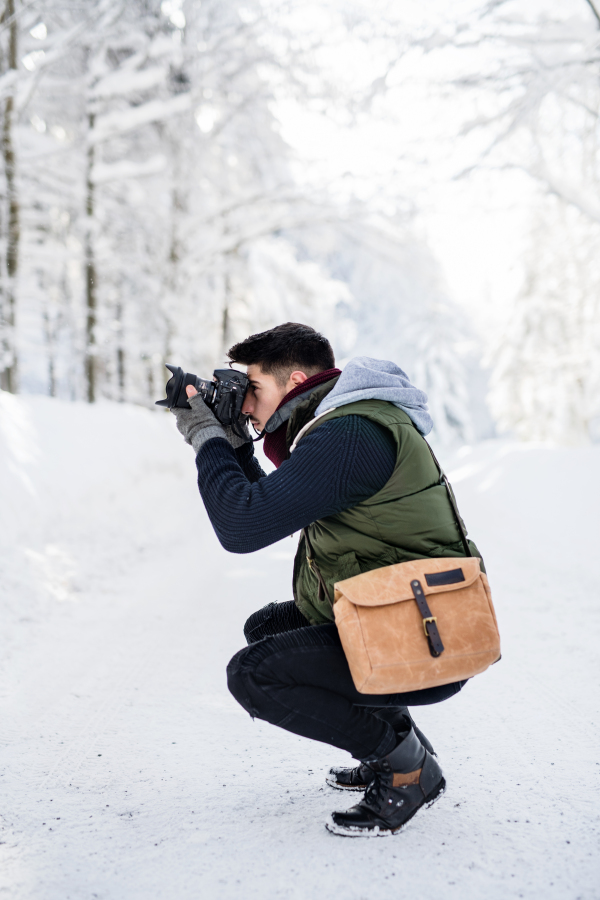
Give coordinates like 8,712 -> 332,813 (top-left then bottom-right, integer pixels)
36,641 -> 161,790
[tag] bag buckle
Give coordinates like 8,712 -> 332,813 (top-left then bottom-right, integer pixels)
422,616 -> 437,637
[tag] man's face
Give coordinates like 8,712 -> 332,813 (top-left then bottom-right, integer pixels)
242,364 -> 309,431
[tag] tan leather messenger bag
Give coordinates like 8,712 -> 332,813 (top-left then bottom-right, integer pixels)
304,440 -> 501,694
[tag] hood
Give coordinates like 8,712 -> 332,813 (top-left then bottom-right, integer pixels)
314,356 -> 433,436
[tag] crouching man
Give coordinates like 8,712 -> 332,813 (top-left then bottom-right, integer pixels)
172,322 -> 483,836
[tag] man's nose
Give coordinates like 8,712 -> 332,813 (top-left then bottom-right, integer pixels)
242,394 -> 254,415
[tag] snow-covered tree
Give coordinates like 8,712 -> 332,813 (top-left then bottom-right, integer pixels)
9,0 -> 387,404
294,219 -> 478,444
0,0 -> 491,445
489,195 -> 600,444
411,0 -> 600,443
0,0 -> 21,392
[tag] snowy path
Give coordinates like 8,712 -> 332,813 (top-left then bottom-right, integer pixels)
1,394 -> 599,899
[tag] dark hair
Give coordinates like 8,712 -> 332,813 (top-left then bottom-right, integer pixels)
227,322 -> 335,383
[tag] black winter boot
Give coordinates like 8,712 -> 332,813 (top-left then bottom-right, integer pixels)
326,710 -> 435,791
326,723 -> 445,837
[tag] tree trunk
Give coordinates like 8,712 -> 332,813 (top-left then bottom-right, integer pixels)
162,180 -> 182,366
116,304 -> 125,401
221,249 -> 239,358
85,113 -> 97,402
147,362 -> 154,404
0,0 -> 19,393
221,292 -> 230,354
43,305 -> 57,397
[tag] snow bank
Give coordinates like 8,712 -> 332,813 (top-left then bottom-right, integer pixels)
0,392 -> 598,899
0,391 -> 203,662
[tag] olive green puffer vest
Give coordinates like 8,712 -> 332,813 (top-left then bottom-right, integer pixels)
287,381 -> 484,625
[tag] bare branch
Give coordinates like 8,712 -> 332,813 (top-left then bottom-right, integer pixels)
584,0 -> 600,28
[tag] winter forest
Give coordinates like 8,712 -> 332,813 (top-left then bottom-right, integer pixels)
1,3 -> 600,898
1,0 -> 599,444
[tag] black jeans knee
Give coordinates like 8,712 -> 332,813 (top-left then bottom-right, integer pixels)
243,600 -> 310,645
227,619 -> 465,761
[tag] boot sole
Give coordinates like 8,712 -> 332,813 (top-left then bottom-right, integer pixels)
325,777 -> 446,837
325,775 -> 368,792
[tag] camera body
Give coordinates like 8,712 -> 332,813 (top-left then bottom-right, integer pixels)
156,364 -> 249,429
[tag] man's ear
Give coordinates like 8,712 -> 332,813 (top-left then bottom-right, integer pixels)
289,370 -> 309,387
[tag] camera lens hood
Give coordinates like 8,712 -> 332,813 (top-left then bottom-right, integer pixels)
155,364 -> 194,409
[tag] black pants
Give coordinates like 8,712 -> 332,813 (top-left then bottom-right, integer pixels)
228,602 -> 465,761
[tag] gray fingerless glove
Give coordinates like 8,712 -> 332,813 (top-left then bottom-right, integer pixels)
171,393 -> 226,454
223,419 -> 252,449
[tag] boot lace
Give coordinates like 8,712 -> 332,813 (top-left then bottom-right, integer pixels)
362,773 -> 387,811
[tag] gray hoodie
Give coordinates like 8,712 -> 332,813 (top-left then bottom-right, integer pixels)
315,356 -> 433,436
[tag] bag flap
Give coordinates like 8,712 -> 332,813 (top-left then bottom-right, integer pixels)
334,557 -> 482,608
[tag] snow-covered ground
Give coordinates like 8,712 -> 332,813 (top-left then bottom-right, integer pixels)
1,391 -> 598,900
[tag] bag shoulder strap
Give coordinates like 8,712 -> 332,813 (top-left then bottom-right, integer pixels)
301,434 -> 473,608
421,437 -> 472,558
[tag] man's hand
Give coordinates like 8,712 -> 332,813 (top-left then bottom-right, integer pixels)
171,392 -> 225,454
223,418 -> 252,448
173,385 -> 251,451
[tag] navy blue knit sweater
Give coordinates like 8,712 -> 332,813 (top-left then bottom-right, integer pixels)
195,416 -> 396,554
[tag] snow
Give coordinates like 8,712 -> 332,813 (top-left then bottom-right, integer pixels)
91,155 -> 168,185
90,93 -> 193,145
1,391 -> 598,899
89,67 -> 169,101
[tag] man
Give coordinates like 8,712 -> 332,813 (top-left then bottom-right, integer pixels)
172,322 -> 483,837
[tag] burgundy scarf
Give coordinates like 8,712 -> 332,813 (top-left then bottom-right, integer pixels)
263,368 -> 341,468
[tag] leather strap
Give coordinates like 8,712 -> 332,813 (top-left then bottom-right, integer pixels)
301,432 -> 472,618
422,439 -> 472,558
410,579 -> 445,657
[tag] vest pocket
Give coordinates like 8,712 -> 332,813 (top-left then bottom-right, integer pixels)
354,545 -> 400,574
333,551 -> 362,582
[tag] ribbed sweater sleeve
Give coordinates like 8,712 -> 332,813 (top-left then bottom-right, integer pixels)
234,441 -> 266,483
194,416 -> 396,554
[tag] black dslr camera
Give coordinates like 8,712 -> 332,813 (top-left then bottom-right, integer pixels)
156,364 -> 249,435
